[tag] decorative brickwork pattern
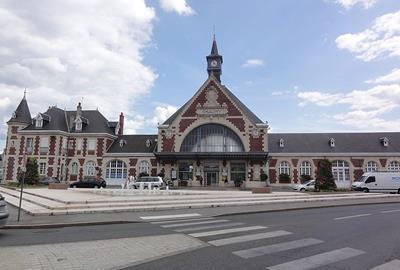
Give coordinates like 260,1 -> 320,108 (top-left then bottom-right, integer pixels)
351,159 -> 364,168
34,136 -> 40,155
11,126 -> 18,134
292,159 -> 299,167
179,118 -> 197,133
353,169 -> 364,182
97,138 -> 104,157
82,138 -> 87,157
269,159 -> 277,167
269,169 -> 277,183
49,136 -> 56,155
19,136 -> 25,155
48,157 -> 54,165
249,135 -> 263,151
162,135 -> 175,152
293,168 -> 298,184
227,118 -> 245,132
6,157 -> 15,180
129,159 -> 138,166
151,168 -> 157,176
48,167 -> 53,177
150,159 -> 157,167
379,159 -> 387,167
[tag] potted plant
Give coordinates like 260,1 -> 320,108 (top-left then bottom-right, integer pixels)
279,173 -> 291,184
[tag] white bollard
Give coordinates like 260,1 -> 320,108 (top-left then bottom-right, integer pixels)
147,182 -> 152,190
166,185 -> 169,191
140,182 -> 144,190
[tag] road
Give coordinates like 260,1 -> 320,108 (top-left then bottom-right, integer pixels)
1,203 -> 400,269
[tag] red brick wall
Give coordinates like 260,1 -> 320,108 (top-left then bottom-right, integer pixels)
269,169 -> 277,183
48,167 -> 53,177
227,118 -> 245,132
249,135 -> 263,151
379,159 -> 387,167
6,157 -> 15,180
129,168 -> 136,177
34,136 -> 40,155
150,159 -> 157,166
19,136 -> 25,155
293,169 -> 299,183
354,169 -> 364,181
162,135 -> 175,152
48,157 -> 54,165
49,136 -> 56,155
151,168 -> 157,176
129,159 -> 138,166
182,88 -> 207,117
11,126 -> 18,134
82,138 -> 87,156
351,159 -> 364,168
58,137 -> 63,155
292,159 -> 299,167
269,159 -> 277,167
8,145 -> 16,155
97,138 -> 104,157
215,86 -> 242,117
179,118 -> 196,133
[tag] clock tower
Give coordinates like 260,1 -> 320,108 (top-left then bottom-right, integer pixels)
206,36 -> 223,82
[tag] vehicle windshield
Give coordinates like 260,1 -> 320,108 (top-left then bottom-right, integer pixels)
358,176 -> 368,183
304,180 -> 315,185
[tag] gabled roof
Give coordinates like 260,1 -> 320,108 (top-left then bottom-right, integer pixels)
269,132 -> 400,154
107,135 -> 157,153
22,107 -> 116,135
8,96 -> 31,124
162,77 -> 265,125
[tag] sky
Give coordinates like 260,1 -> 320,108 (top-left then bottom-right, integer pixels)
0,0 -> 400,150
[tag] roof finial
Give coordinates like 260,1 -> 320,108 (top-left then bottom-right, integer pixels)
213,25 -> 216,41
23,88 -> 27,100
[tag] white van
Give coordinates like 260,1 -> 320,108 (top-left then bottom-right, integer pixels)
352,172 -> 400,193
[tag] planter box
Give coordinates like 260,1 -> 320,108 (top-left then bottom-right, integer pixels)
48,183 -> 69,190
244,181 -> 267,189
252,187 -> 272,194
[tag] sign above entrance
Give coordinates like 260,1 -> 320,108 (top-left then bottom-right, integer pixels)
196,107 -> 228,117
196,86 -> 228,117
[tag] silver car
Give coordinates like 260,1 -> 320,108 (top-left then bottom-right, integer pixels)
133,176 -> 166,189
0,194 -> 9,228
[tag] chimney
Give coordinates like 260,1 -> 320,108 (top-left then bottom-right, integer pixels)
118,112 -> 124,135
76,102 -> 82,118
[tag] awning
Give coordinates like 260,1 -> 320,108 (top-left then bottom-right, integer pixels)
154,151 -> 268,161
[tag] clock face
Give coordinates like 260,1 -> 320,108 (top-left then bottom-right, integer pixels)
210,60 -> 218,67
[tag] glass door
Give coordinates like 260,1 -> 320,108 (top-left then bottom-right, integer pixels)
206,172 -> 219,186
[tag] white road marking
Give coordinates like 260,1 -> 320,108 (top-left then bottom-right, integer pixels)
370,259 -> 400,270
233,238 -> 323,259
174,222 -> 245,232
151,217 -> 214,224
208,230 -> 292,247
189,226 -> 266,238
140,213 -> 201,220
334,213 -> 371,220
381,209 -> 400,214
161,219 -> 229,228
267,247 -> 365,270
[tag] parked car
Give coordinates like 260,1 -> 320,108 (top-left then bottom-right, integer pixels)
40,176 -> 60,185
0,194 -> 9,228
69,177 -> 106,188
132,176 -> 166,189
352,172 -> 400,193
293,180 -> 315,192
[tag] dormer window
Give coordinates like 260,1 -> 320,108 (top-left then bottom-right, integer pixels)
329,138 -> 335,148
279,138 -> 284,148
119,139 -> 126,148
12,111 -> 16,118
36,114 -> 43,128
380,137 -> 389,147
75,118 -> 82,132
146,139 -> 152,148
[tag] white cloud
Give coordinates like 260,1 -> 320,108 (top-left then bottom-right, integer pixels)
297,84 -> 400,130
335,10 -> 400,61
159,0 -> 195,16
0,0 -> 158,149
366,68 -> 400,84
242,59 -> 265,68
335,0 -> 378,9
151,104 -> 178,125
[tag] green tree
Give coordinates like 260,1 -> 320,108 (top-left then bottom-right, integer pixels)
18,157 -> 40,185
315,159 -> 336,191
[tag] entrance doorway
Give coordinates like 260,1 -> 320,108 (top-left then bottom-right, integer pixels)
205,172 -> 219,186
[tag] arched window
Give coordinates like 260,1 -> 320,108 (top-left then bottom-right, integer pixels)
388,161 -> 400,172
180,124 -> 244,152
106,160 -> 127,179
71,162 -> 78,175
279,161 -> 290,175
332,160 -> 350,181
365,161 -> 378,172
300,161 -> 312,176
85,161 -> 96,176
139,160 -> 150,174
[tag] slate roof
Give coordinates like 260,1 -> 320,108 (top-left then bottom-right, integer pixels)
22,107 -> 116,135
8,97 -> 31,124
107,135 -> 157,153
268,132 -> 400,154
162,82 -> 264,125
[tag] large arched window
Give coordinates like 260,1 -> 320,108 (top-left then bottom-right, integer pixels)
365,161 -> 378,172
388,161 -> 400,172
279,161 -> 291,175
71,162 -> 78,175
85,161 -> 96,176
300,161 -> 312,176
180,124 -> 244,152
139,160 -> 150,174
106,160 -> 127,179
332,160 -> 350,181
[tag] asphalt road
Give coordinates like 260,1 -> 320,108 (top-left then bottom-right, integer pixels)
1,203 -> 400,269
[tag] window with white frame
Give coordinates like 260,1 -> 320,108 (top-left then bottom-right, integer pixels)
36,114 -> 43,128
71,162 -> 78,175
75,118 -> 82,131
39,137 -> 49,154
105,160 -> 127,179
332,160 -> 350,181
365,161 -> 378,172
139,160 -> 150,174
388,161 -> 400,172
278,161 -> 290,175
85,161 -> 96,176
26,138 -> 33,154
300,161 -> 312,176
39,162 -> 47,175
88,139 -> 96,151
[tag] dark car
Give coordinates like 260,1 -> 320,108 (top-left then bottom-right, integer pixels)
40,176 -> 61,185
69,177 -> 106,188
0,194 -> 9,228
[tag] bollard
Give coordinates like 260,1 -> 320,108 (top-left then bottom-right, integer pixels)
147,182 -> 152,190
140,182 -> 144,190
166,185 -> 169,191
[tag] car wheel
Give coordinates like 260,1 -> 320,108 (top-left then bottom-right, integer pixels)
397,189 -> 400,194
363,188 -> 369,193
300,188 -> 305,192
72,185 -> 77,188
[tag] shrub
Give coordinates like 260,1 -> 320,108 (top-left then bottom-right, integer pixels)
17,157 -> 39,185
315,159 -> 336,191
138,172 -> 149,178
260,173 -> 268,182
279,173 -> 291,183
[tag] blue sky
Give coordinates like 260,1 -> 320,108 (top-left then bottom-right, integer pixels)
0,0 -> 399,149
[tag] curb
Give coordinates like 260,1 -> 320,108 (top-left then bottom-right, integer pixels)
2,220 -> 140,230
215,199 -> 400,217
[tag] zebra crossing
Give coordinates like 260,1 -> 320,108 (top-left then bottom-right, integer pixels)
140,213 -> 399,269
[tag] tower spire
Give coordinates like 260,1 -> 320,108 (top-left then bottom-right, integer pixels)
206,34 -> 223,82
